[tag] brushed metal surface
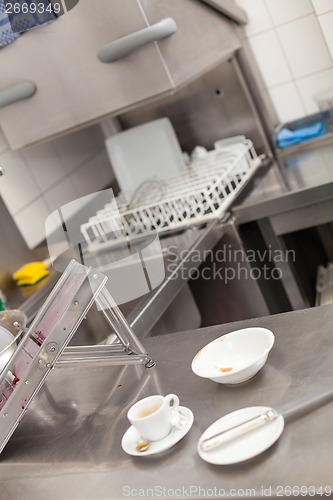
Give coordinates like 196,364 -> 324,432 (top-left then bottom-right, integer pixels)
0,0 -> 173,149
1,305 -> 333,498
0,197 -> 37,290
119,58 -> 267,155
190,219 -> 270,326
232,142 -> 333,314
140,0 -> 240,88
257,218 -> 309,310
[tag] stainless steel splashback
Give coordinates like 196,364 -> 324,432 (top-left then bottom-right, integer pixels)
119,55 -> 269,156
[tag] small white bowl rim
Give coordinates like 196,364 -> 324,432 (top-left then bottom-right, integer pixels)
191,327 -> 275,379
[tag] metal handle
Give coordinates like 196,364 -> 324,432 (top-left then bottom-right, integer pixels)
0,81 -> 37,109
200,410 -> 278,452
97,17 -> 177,63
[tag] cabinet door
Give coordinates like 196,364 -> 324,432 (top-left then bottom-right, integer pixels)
0,0 -> 172,149
139,0 -> 241,87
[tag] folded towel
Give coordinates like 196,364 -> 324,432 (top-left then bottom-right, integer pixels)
0,0 -> 20,47
276,121 -> 328,149
7,0 -> 56,35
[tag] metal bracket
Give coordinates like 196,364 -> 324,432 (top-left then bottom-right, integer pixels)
0,260 -> 154,456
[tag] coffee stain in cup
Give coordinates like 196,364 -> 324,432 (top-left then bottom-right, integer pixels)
137,404 -> 161,419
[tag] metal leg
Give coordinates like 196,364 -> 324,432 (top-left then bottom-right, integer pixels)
218,219 -> 270,319
258,218 -> 309,310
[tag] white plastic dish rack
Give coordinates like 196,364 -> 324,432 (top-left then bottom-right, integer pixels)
81,137 -> 261,252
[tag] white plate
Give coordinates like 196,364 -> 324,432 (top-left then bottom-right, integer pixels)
122,406 -> 194,457
105,118 -> 186,195
198,406 -> 284,465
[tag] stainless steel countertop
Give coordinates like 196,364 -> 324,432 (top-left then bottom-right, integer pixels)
2,305 -> 333,499
233,142 -> 333,224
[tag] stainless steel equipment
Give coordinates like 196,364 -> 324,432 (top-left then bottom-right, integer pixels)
0,259 -> 154,455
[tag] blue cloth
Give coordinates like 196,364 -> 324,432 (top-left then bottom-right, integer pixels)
276,121 -> 328,149
0,0 -> 20,46
7,0 -> 56,34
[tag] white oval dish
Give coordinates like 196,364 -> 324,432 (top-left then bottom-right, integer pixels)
198,406 -> 284,465
191,327 -> 275,384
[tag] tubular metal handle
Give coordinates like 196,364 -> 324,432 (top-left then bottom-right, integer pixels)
97,17 -> 177,63
200,410 -> 278,452
0,81 -> 37,109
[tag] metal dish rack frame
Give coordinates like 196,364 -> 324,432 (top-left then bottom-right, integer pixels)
81,138 -> 261,253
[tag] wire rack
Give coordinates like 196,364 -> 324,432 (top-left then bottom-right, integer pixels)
316,263 -> 333,306
81,138 -> 261,252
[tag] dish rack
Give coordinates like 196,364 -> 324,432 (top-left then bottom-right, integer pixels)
81,137 -> 261,252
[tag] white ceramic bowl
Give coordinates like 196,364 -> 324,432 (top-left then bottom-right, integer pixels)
0,326 -> 15,373
191,327 -> 275,384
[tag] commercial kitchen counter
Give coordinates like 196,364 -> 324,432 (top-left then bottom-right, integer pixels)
1,304 -> 333,499
233,141 -> 333,228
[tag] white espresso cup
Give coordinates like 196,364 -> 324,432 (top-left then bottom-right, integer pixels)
127,394 -> 179,442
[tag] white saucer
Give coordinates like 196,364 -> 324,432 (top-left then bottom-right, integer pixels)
198,406 -> 284,465
122,406 -> 194,457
